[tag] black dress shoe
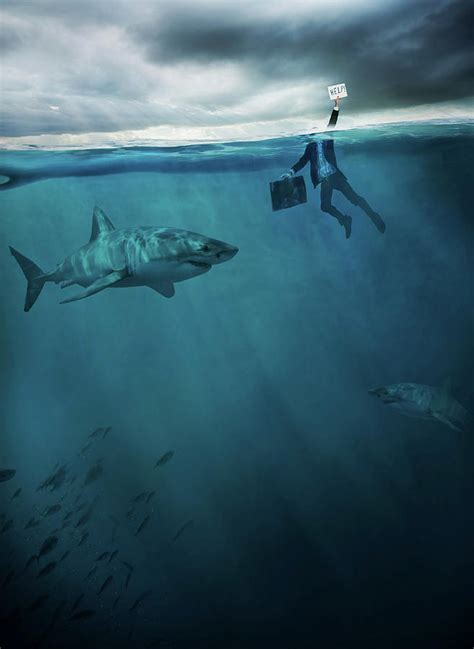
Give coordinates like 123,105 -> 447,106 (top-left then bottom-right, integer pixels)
341,214 -> 352,239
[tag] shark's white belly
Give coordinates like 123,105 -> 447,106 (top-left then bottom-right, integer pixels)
116,260 -> 210,287
390,401 -> 432,419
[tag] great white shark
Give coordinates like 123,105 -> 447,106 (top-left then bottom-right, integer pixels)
10,206 -> 238,311
369,380 -> 472,432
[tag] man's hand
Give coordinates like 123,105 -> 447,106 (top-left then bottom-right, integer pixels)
335,96 -> 340,108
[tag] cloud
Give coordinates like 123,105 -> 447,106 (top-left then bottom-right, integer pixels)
131,0 -> 474,111
0,0 -> 472,140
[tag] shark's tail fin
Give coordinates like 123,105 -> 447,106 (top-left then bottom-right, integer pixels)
9,246 -> 47,312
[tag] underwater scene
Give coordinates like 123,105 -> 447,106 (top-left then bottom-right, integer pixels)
0,121 -> 473,648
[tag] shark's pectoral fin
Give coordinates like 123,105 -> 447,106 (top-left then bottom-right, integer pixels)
60,270 -> 127,304
147,281 -> 175,298
430,410 -> 462,432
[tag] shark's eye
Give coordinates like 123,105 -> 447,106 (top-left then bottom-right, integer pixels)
202,245 -> 210,252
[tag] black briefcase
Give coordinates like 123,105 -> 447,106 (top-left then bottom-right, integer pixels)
270,176 -> 307,212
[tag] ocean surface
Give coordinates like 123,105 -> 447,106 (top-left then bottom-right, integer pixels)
0,121 -> 473,649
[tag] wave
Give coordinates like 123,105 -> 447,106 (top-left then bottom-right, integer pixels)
0,120 -> 472,192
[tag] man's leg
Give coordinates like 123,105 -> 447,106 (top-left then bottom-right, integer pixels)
320,179 -> 352,238
335,174 -> 385,233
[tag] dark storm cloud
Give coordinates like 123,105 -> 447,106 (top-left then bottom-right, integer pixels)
0,26 -> 23,53
0,0 -> 472,140
132,0 -> 474,113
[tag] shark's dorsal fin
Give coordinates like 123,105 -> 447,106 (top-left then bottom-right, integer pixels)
90,207 -> 115,242
441,376 -> 453,394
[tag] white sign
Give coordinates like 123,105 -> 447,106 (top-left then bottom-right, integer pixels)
328,83 -> 348,100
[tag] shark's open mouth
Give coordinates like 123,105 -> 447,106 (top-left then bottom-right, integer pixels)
368,388 -> 401,404
189,261 -> 211,269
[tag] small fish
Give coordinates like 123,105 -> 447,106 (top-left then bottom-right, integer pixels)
37,561 -> 57,578
121,561 -> 134,572
24,554 -> 39,571
37,465 -> 67,492
28,594 -> 49,612
102,426 -> 112,439
10,487 -> 22,500
0,468 -> 16,482
125,571 -> 132,590
95,551 -> 110,562
0,518 -> 14,533
112,595 -> 120,609
89,427 -> 105,438
63,511 -> 73,522
97,575 -> 113,596
1,568 -> 16,589
80,440 -> 94,455
129,589 -> 153,612
70,593 -> 84,614
42,504 -> 61,518
135,515 -> 150,537
108,550 -> 118,564
83,462 -> 104,487
146,491 -> 156,504
85,565 -> 98,580
131,491 -> 147,504
38,536 -> 59,560
60,550 -> 70,562
78,530 -> 89,547
79,439 -> 95,455
51,465 -> 68,490
68,609 -> 96,621
76,506 -> 93,528
25,516 -> 40,529
172,519 -> 194,543
154,451 -> 174,468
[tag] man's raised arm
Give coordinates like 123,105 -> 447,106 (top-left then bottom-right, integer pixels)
327,96 -> 340,129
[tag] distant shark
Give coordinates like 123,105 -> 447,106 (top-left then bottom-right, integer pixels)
369,380 -> 472,432
10,206 -> 238,311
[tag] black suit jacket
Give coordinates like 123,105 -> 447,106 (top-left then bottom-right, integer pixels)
290,109 -> 346,188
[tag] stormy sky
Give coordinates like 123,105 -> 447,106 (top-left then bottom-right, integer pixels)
0,0 -> 473,143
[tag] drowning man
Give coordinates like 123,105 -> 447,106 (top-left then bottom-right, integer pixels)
281,97 -> 386,238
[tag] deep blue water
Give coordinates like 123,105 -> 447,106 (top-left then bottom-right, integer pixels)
0,122 -> 473,649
